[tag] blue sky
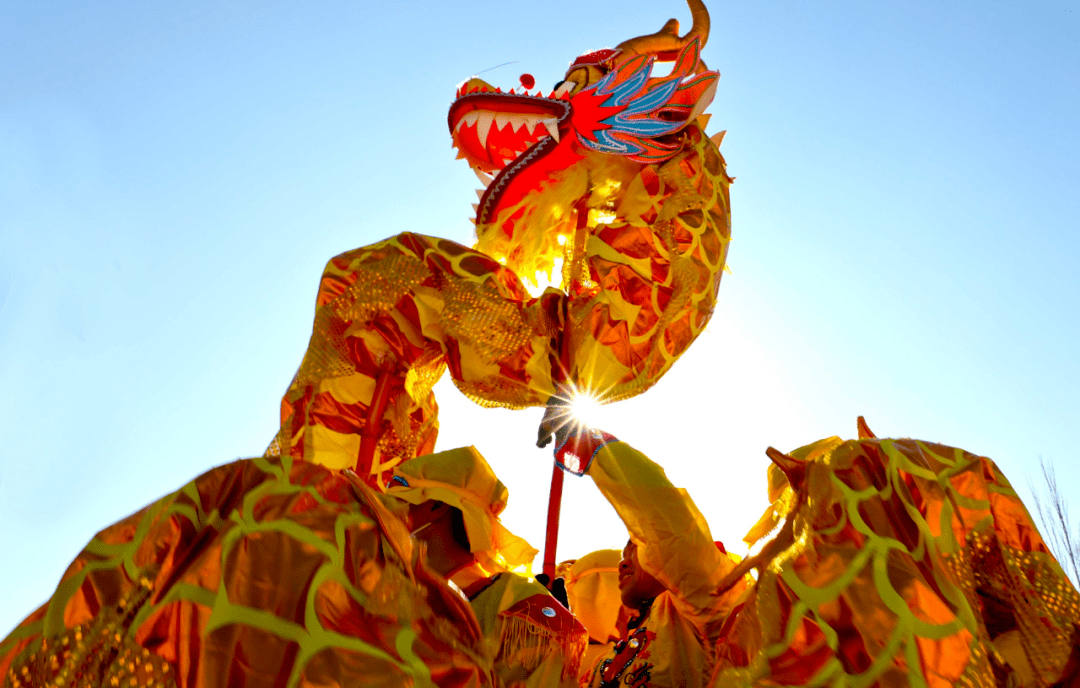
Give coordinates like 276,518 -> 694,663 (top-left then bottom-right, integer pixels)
1,0 -> 1077,634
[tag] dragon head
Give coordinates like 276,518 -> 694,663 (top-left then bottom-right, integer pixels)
449,0 -> 720,286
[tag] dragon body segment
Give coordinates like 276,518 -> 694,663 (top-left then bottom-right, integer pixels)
270,0 -> 732,487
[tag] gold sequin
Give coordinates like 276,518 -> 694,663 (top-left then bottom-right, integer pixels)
4,566 -> 176,688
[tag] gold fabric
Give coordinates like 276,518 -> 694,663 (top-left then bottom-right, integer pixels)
561,551 -> 624,647
711,431 -> 1080,687
561,127 -> 732,404
559,550 -> 627,683
0,456 -> 492,688
268,232 -> 565,489
388,446 -> 539,573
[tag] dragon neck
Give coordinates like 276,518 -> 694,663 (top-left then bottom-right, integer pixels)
474,123 -> 723,290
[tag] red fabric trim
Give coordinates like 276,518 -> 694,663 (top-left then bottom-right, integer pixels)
570,48 -> 620,68
500,594 -> 584,638
555,429 -> 618,476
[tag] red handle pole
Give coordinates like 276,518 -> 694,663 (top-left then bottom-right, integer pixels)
357,371 -> 396,480
541,198 -> 587,581
542,462 -> 565,581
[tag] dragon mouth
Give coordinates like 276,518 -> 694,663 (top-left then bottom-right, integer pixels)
449,78 -> 572,221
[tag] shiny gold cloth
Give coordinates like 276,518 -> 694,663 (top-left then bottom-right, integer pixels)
0,456 -> 491,688
712,428 -> 1080,687
388,446 -> 538,574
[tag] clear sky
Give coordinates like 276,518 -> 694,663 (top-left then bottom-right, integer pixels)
1,0 -> 1077,635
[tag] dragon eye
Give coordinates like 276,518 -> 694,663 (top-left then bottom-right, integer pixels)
553,80 -> 565,91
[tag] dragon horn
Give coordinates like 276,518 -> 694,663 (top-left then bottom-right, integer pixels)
615,0 -> 710,56
684,0 -> 710,49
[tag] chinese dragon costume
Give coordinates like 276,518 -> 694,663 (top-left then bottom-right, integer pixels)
0,3 -> 731,687
7,2 -> 1075,688
267,0 -> 732,489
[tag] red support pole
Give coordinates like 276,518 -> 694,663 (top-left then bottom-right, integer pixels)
542,462 -> 565,581
357,371 -> 396,480
541,197 -> 588,582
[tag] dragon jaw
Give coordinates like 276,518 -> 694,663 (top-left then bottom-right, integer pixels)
449,79 -> 580,231
449,39 -> 717,236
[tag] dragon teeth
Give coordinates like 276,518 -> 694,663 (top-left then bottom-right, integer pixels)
475,188 -> 485,200
475,113 -> 495,147
508,115 -> 529,133
541,118 -> 560,142
457,110 -> 558,147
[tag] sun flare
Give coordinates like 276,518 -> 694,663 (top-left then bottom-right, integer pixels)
569,392 -> 604,429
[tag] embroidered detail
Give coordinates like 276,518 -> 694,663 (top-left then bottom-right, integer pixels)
596,624 -> 655,688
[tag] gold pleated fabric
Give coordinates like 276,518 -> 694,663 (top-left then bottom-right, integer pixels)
0,456 -> 492,688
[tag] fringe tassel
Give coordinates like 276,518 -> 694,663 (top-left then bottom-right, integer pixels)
496,614 -> 588,680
